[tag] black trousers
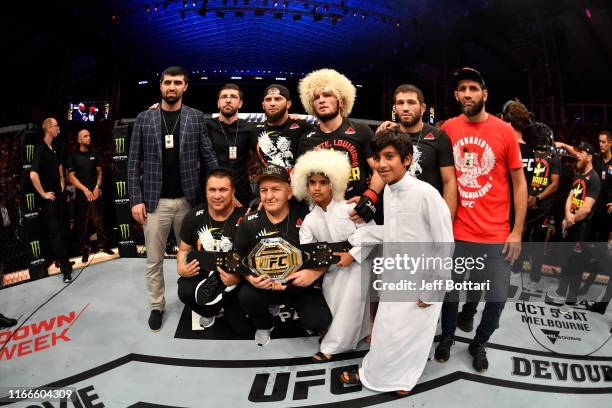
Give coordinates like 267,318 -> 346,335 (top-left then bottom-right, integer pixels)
75,195 -> 108,252
177,277 -> 253,336
555,221 -> 592,303
40,199 -> 71,272
511,208 -> 550,282
238,283 -> 332,331
441,243 -> 511,345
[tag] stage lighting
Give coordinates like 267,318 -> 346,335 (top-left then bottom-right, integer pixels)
283,1 -> 288,7
146,4 -> 151,12
183,0 -> 188,7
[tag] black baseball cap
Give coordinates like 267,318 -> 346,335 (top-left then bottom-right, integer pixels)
453,67 -> 486,89
263,84 -> 291,100
255,164 -> 290,184
576,142 -> 595,155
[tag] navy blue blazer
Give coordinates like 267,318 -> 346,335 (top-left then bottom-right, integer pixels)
127,105 -> 219,212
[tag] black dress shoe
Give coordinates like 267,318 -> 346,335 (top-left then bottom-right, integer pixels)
0,314 -> 17,329
148,310 -> 164,331
102,248 -> 115,256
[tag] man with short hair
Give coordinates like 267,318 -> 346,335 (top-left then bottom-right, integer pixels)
30,117 -> 73,282
235,165 -> 332,346
435,67 -> 527,372
546,142 -> 601,311
206,83 -> 258,206
176,168 -> 251,334
254,84 -> 313,173
66,129 -> 114,262
128,66 -> 219,331
376,84 -> 457,217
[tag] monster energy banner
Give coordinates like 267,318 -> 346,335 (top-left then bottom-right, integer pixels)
19,124 -> 48,279
112,124 -> 137,257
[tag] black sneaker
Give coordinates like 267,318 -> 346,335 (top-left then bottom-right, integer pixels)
195,271 -> 226,306
468,343 -> 489,373
63,272 -> 72,283
586,302 -> 607,315
148,310 -> 163,331
457,311 -> 474,332
0,314 -> 17,329
435,336 -> 454,363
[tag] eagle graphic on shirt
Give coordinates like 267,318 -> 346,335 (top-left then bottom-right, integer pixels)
258,130 -> 293,168
408,145 -> 423,177
453,143 -> 496,189
197,226 -> 233,252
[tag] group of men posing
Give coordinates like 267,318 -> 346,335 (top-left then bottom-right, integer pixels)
123,65 -> 610,395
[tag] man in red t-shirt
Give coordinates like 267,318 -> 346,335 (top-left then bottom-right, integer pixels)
435,68 -> 527,373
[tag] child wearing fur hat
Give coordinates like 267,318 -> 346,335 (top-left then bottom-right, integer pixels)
292,149 -> 374,362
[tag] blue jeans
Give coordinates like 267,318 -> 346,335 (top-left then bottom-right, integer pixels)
440,242 -> 511,345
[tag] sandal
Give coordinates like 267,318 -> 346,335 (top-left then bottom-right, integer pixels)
339,370 -> 361,385
312,352 -> 332,362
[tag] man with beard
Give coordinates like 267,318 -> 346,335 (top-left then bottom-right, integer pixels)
128,66 -> 219,331
297,69 -> 379,223
66,129 -> 114,262
206,83 -> 258,207
546,143 -> 601,312
375,84 -> 457,217
30,117 -> 74,282
254,84 -> 313,173
435,67 -> 527,372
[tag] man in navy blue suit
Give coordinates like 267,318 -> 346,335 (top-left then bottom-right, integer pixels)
128,66 -> 219,331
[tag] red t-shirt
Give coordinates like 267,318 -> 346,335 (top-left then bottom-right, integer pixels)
442,114 -> 522,242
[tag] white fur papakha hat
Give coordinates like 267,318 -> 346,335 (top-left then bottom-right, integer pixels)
298,68 -> 356,119
291,149 -> 351,204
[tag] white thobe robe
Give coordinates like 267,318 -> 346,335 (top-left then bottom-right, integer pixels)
300,199 -> 374,355
350,172 -> 454,392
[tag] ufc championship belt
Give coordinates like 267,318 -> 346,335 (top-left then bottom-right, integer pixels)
190,237 -> 352,282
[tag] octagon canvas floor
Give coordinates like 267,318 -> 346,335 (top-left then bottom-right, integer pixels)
0,258 -> 611,407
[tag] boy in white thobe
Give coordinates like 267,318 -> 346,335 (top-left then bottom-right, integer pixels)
292,149 -> 374,361
341,129 -> 454,395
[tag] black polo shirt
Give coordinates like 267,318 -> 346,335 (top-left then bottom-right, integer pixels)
66,150 -> 100,192
31,141 -> 63,195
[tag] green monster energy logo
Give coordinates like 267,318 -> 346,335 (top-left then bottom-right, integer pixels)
25,193 -> 35,211
30,241 -> 41,258
25,144 -> 35,163
115,138 -> 126,155
116,181 -> 127,198
119,223 -> 130,239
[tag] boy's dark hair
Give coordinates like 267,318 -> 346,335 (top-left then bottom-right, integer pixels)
206,167 -> 234,188
393,84 -> 424,105
218,83 -> 243,100
372,129 -> 413,161
161,66 -> 189,83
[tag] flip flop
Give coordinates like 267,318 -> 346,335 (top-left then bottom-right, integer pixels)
312,352 -> 332,362
339,370 -> 360,385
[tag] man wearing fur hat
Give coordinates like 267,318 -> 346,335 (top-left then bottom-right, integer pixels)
297,69 -> 379,221
254,84 -> 314,173
292,149 -> 375,362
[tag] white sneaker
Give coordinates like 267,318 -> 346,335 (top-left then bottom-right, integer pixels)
268,304 -> 280,316
255,327 -> 274,346
199,315 -> 215,329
